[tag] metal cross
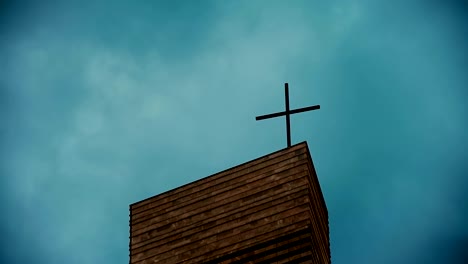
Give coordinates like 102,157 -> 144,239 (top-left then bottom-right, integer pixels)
255,83 -> 320,148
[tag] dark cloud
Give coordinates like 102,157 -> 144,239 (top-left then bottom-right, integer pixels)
1,1 -> 467,263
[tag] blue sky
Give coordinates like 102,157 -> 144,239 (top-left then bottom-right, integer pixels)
1,0 -> 467,263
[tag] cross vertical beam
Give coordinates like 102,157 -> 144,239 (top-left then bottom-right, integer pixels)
255,82 -> 320,148
285,83 -> 291,147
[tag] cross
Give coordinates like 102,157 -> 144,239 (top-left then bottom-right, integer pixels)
255,83 -> 320,148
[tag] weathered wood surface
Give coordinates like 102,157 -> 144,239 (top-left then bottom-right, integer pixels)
129,142 -> 330,263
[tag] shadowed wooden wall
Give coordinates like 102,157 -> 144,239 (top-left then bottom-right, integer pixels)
129,142 -> 330,263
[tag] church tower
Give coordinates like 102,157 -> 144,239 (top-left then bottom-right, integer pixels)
129,83 -> 329,263
129,142 -> 330,263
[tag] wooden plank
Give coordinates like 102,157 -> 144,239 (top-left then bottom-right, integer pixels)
131,157 -> 309,226
132,186 -> 309,254
132,201 -> 311,262
131,143 -> 307,210
132,182 -> 311,252
139,215 -> 312,264
131,147 -> 308,217
131,163 -> 309,239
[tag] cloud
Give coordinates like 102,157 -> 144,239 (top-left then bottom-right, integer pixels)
1,1 -> 467,264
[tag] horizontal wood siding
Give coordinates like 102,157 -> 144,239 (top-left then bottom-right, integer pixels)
130,142 -> 330,263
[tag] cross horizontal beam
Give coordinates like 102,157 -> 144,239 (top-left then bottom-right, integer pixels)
255,105 -> 321,121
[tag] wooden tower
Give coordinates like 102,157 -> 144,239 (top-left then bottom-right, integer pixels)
129,142 -> 330,263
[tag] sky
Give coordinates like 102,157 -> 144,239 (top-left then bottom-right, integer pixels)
1,0 -> 467,263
